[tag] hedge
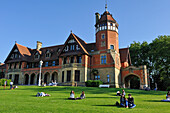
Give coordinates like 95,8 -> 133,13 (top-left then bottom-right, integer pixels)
166,86 -> 170,91
85,80 -> 103,87
0,79 -> 11,86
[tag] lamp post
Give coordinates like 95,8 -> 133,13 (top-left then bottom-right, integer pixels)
38,60 -> 43,86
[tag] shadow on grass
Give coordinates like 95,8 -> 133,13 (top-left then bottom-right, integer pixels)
144,100 -> 162,102
87,97 -> 116,99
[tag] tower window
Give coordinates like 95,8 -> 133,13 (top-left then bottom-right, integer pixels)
63,57 -> 67,64
101,55 -> 106,64
70,57 -> 74,63
101,34 -> 105,39
110,45 -> 114,49
101,41 -> 105,47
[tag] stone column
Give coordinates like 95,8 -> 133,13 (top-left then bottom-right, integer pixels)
28,75 -> 31,85
12,74 -> 15,83
64,70 -> 67,82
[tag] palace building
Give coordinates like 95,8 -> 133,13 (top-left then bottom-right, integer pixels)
0,7 -> 149,88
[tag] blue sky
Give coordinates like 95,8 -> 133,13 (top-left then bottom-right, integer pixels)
0,0 -> 170,63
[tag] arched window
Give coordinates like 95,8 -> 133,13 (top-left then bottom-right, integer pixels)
45,50 -> 51,58
35,52 -> 39,59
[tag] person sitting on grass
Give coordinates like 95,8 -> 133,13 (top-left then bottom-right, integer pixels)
122,89 -> 126,96
68,90 -> 76,100
80,91 -> 85,99
116,91 -> 121,96
166,91 -> 170,100
120,94 -> 128,108
128,94 -> 136,108
76,91 -> 86,99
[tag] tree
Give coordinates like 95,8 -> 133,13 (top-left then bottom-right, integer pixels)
129,35 -> 170,90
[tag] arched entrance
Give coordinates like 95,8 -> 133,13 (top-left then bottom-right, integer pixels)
52,72 -> 58,83
24,74 -> 29,85
44,72 -> 50,84
124,74 -> 140,89
30,73 -> 36,85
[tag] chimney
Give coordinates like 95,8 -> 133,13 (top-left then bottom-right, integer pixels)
36,41 -> 42,50
95,12 -> 100,24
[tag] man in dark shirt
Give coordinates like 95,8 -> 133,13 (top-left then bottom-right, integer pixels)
128,94 -> 136,108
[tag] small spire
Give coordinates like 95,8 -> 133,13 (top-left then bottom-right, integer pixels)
71,30 -> 72,33
15,41 -> 17,44
105,0 -> 108,11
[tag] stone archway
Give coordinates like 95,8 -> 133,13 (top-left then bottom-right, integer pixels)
24,74 -> 29,85
52,72 -> 58,83
30,73 -> 36,85
124,74 -> 140,89
44,72 -> 50,84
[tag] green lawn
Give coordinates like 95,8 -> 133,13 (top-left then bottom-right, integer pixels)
0,86 -> 169,113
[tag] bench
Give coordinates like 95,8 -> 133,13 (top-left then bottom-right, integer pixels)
99,84 -> 110,88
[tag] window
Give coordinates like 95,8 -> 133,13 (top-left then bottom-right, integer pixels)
101,41 -> 105,47
45,50 -> 51,58
76,45 -> 80,50
63,57 -> 67,64
107,75 -> 110,83
67,70 -> 71,82
75,70 -> 80,82
70,45 -> 73,50
14,63 -> 17,69
32,63 -> 34,68
70,57 -> 74,63
45,62 -> 48,67
52,61 -> 56,66
10,54 -> 14,59
95,75 -> 100,80
14,54 -> 18,58
35,52 -> 39,59
72,45 -> 75,50
101,34 -> 105,39
19,62 -> 22,69
9,75 -> 12,79
9,63 -> 12,69
110,45 -> 114,49
110,23 -> 113,26
62,71 -> 64,82
56,59 -> 59,65
101,55 -> 106,64
77,56 -> 81,63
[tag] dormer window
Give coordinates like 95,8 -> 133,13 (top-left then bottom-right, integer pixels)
35,52 -> 39,59
45,50 -> 51,58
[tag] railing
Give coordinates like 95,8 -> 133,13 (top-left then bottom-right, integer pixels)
62,63 -> 82,68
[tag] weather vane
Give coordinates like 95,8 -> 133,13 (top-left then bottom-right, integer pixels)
105,0 -> 108,11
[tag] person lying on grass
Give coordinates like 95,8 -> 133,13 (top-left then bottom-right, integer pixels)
120,94 -> 128,108
128,94 -> 136,108
36,92 -> 51,97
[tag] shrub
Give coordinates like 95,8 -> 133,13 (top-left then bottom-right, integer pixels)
0,79 -> 11,86
85,80 -> 103,87
166,86 -> 170,91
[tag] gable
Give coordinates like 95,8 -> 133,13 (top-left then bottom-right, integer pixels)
59,33 -> 89,56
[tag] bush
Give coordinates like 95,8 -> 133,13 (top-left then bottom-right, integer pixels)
166,86 -> 170,91
0,79 -> 11,86
85,80 -> 103,87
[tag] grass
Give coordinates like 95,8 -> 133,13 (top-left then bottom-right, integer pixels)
0,86 -> 170,113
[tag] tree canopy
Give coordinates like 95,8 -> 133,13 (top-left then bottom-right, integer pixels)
129,35 -> 170,90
